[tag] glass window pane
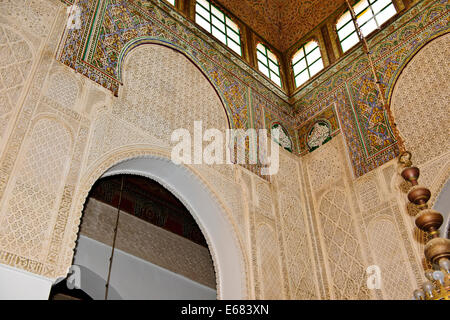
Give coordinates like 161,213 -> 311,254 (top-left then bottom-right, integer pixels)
196,5 -> 210,21
257,51 -> 267,65
338,21 -> 356,40
271,73 -> 281,87
293,58 -> 307,75
292,49 -> 305,65
258,62 -> 270,77
257,43 -> 280,85
267,50 -> 278,64
338,0 -> 396,53
211,5 -> 224,21
196,14 -> 211,31
295,70 -> 310,87
360,18 -> 377,36
166,0 -> 175,5
357,8 -> 374,25
195,0 -> 241,56
269,60 -> 280,75
304,41 -> 318,54
375,4 -> 396,25
309,59 -> 324,77
227,27 -> 240,42
341,32 -> 359,52
211,15 -> 225,32
212,27 -> 226,44
257,43 -> 266,53
306,48 -> 321,65
226,17 -> 239,33
354,0 -> 370,15
197,0 -> 209,9
372,0 -> 391,14
337,11 -> 352,30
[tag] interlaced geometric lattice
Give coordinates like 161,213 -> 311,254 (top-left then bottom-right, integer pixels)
368,218 -> 414,300
256,224 -> 282,299
279,189 -> 317,299
392,33 -> 450,166
0,119 -> 72,261
319,188 -> 370,299
46,72 -> 79,109
0,24 -> 33,140
113,45 -> 229,145
0,0 -> 56,37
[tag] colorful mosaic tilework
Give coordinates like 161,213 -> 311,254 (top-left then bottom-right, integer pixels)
57,0 -> 449,178
293,0 -> 449,177
57,0 -> 291,129
57,0 -> 296,178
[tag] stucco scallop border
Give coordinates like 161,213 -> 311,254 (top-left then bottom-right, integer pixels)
63,145 -> 250,300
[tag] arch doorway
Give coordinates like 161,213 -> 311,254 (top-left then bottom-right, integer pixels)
65,156 -> 247,299
67,172 -> 217,300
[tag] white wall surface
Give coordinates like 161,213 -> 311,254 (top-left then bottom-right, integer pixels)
73,235 -> 216,300
0,264 -> 53,300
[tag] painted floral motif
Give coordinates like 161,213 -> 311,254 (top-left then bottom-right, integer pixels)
307,121 -> 332,151
272,123 -> 292,152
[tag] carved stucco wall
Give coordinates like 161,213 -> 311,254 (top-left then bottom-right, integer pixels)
299,135 -> 424,299
390,33 -> 450,266
0,24 -> 34,146
392,33 -> 450,167
0,0 -> 253,294
293,0 -> 449,178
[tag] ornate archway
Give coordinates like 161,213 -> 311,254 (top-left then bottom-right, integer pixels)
67,149 -> 249,299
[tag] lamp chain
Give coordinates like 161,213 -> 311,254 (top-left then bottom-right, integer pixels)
105,175 -> 125,300
345,0 -> 449,300
344,0 -> 406,153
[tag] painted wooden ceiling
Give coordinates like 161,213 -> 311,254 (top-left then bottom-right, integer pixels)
217,0 -> 346,52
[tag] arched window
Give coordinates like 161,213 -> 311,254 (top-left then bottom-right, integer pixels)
195,0 -> 242,55
292,40 -> 324,88
256,43 -> 282,87
337,0 -> 397,53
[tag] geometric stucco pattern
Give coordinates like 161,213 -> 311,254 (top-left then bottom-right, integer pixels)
0,0 -> 56,37
278,187 -> 318,299
0,0 -> 444,301
256,223 -> 283,300
45,70 -> 80,110
318,188 -> 371,300
391,33 -> 450,166
0,0 -> 69,277
298,132 -> 424,300
306,141 -> 344,193
193,164 -> 248,251
0,118 -> 72,262
113,44 -> 229,144
354,162 -> 424,300
367,217 -> 415,300
0,24 -> 33,142
275,151 -> 319,299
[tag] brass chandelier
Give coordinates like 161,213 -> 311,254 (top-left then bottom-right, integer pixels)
344,0 -> 449,300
